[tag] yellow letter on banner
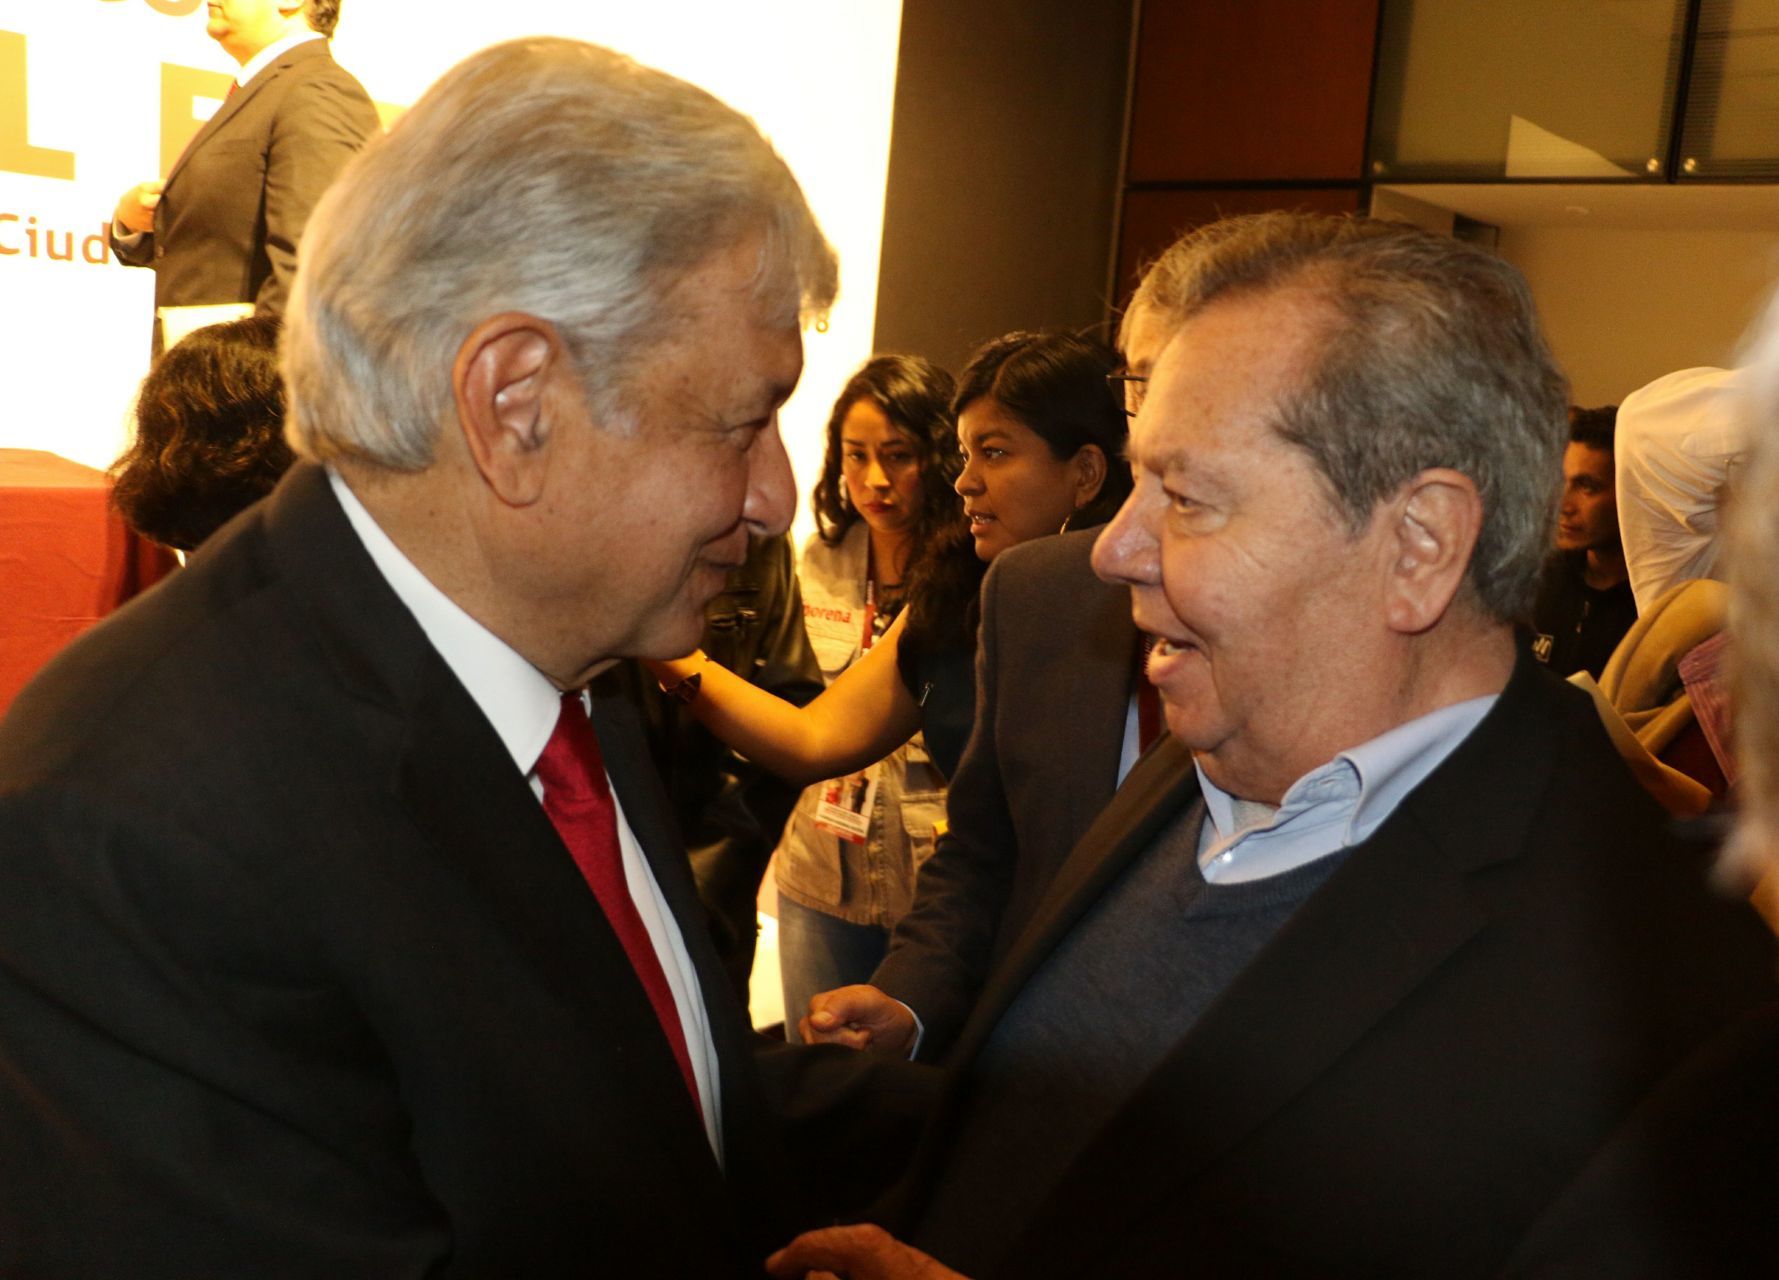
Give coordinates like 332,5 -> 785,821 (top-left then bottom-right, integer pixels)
0,32 -> 75,181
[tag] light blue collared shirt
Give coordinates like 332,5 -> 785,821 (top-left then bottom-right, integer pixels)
1195,695 -> 1499,884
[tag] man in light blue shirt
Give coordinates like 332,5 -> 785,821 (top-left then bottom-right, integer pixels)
769,213 -> 1778,1280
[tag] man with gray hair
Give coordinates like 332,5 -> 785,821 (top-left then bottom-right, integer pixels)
2,38 -> 838,1276
769,212 -> 1776,1278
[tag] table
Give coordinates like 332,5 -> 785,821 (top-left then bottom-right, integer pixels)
0,449 -> 178,717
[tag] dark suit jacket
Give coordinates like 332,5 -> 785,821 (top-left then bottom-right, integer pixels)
0,465 -> 800,1276
872,528 -> 1137,1058
111,39 -> 377,321
901,655 -> 1779,1276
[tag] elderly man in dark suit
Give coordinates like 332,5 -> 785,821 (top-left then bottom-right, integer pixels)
768,213 -> 1778,1279
110,0 -> 377,345
1,37 -> 845,1277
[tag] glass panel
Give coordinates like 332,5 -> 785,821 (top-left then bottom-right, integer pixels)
1370,0 -> 1689,181
1678,0 -> 1779,178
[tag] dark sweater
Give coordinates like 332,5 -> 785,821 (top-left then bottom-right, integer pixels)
913,799 -> 1348,1277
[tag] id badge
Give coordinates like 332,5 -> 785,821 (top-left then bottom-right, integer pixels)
811,762 -> 881,844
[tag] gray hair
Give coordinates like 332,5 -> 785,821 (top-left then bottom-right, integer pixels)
1133,211 -> 1568,623
285,38 -> 837,469
1726,290 -> 1779,885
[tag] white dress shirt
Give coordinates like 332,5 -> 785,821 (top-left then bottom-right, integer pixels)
328,471 -> 724,1161
1615,366 -> 1749,615
235,30 -> 325,88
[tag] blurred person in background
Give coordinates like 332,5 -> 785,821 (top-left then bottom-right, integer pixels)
1728,292 -> 1779,927
110,314 -> 294,553
110,0 -> 378,350
1616,366 -> 1747,613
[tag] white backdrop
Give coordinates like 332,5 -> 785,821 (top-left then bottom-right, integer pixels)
0,0 -> 904,547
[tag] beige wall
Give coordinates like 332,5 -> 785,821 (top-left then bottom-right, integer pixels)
1498,226 -> 1779,406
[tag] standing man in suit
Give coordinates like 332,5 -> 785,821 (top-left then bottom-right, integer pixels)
110,0 -> 377,348
2,37 -> 839,1276
769,213 -> 1777,1278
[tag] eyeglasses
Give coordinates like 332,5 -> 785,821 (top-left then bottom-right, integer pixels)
1106,372 -> 1148,418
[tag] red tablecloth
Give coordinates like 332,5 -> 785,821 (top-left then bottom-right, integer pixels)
0,449 -> 178,717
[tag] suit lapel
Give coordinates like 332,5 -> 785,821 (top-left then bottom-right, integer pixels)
164,42 -> 322,189
1066,576 -> 1141,833
589,677 -> 765,1084
589,677 -> 799,1245
261,466 -> 720,1181
1001,661 -> 1557,1267
949,735 -> 1201,1069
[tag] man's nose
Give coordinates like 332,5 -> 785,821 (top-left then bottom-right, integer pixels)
743,420 -> 795,538
1091,485 -> 1157,586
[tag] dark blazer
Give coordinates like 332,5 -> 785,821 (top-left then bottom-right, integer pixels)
111,39 -> 378,321
903,655 -> 1779,1276
873,528 -> 1137,1058
0,465 -> 799,1276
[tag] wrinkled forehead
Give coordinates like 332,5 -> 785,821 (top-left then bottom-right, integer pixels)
1120,303 -> 1178,376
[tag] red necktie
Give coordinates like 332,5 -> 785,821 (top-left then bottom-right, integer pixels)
535,692 -> 702,1115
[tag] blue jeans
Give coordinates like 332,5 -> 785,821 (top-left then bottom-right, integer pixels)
776,895 -> 889,1043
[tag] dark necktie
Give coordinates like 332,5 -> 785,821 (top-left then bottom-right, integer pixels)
535,691 -> 701,1115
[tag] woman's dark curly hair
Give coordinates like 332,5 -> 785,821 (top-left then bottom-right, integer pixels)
811,354 -> 961,551
904,331 -> 1131,653
111,315 -> 293,552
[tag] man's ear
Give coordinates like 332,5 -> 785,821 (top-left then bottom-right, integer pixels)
1382,467 -> 1483,634
452,313 -> 561,507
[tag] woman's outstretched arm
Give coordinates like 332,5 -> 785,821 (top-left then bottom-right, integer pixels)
647,612 -> 923,786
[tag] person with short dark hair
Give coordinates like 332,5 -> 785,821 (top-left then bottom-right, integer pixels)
110,314 -> 293,552
1530,405 -> 1636,678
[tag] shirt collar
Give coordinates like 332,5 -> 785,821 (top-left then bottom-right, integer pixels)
1197,693 -> 1498,868
236,30 -> 324,88
1334,694 -> 1496,845
328,469 -> 561,776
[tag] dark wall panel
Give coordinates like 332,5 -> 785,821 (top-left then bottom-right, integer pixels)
1128,0 -> 1381,184
872,0 -> 1136,373
1115,186 -> 1365,306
